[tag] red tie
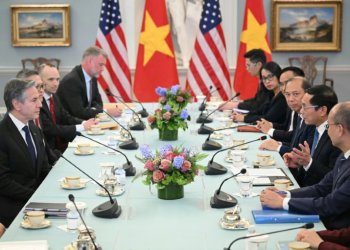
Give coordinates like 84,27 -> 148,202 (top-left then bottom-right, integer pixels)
49,96 -> 56,124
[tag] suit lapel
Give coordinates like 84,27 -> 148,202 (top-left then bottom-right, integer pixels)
333,156 -> 350,188
312,131 -> 328,159
77,66 -> 89,104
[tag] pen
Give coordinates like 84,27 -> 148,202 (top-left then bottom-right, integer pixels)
275,190 -> 287,195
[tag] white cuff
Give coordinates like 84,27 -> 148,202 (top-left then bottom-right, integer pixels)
267,128 -> 275,137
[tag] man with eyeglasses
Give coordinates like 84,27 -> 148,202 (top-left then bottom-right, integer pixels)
260,102 -> 350,230
283,85 -> 341,187
219,49 -> 270,111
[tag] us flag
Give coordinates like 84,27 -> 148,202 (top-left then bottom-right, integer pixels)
95,0 -> 132,102
186,0 -> 231,100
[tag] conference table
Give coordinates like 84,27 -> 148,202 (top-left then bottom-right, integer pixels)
0,103 -> 325,250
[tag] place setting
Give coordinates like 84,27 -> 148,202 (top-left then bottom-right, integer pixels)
86,125 -> 105,135
74,143 -> 95,156
95,177 -> 125,197
252,152 -> 276,167
219,206 -> 251,230
20,211 -> 51,230
60,176 -> 87,190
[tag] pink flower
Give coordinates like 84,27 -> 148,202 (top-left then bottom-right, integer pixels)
181,160 -> 192,172
159,96 -> 167,104
176,96 -> 184,102
164,151 -> 174,161
155,109 -> 161,113
145,159 -> 155,171
179,152 -> 187,158
147,115 -> 156,124
163,111 -> 171,120
160,159 -> 171,171
152,170 -> 165,183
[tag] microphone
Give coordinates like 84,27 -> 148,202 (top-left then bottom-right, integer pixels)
60,154 -> 121,218
224,223 -> 314,250
205,136 -> 267,175
199,86 -> 218,111
68,194 -> 101,250
202,125 -> 246,151
103,110 -> 139,150
76,131 -> 136,176
105,89 -> 145,130
197,93 -> 240,134
210,168 -> 247,208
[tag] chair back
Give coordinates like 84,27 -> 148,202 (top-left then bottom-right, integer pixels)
21,57 -> 61,71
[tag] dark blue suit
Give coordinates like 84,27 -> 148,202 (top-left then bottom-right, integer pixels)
289,154 -> 350,229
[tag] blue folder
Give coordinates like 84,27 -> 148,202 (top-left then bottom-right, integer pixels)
252,209 -> 320,224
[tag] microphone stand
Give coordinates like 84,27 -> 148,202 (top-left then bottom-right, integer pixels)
68,194 -> 101,250
103,110 -> 139,150
60,155 -> 122,219
106,90 -> 145,130
202,125 -> 246,151
210,168 -> 247,208
76,132 -> 136,176
224,223 -> 314,250
205,136 -> 267,175
198,85 -> 213,112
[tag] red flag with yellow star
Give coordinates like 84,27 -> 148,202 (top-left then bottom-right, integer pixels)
134,0 -> 179,102
233,0 -> 272,100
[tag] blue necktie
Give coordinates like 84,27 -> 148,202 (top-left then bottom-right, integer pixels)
23,125 -> 36,167
310,129 -> 319,156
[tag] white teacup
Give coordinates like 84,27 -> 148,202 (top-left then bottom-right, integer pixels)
274,179 -> 291,191
25,211 -> 45,227
99,162 -> 115,180
90,125 -> 102,134
77,143 -> 91,154
228,150 -> 245,168
256,153 -> 273,165
236,176 -> 254,197
96,113 -> 108,121
232,139 -> 245,149
64,176 -> 81,187
247,235 -> 269,250
104,177 -> 118,193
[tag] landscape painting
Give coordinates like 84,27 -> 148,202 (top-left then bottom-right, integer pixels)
271,0 -> 342,51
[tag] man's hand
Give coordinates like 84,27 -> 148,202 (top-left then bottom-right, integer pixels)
231,112 -> 245,122
296,229 -> 324,249
256,118 -> 273,133
283,152 -> 300,168
259,139 -> 280,151
107,106 -> 123,117
0,223 -> 5,237
290,141 -> 312,166
260,188 -> 285,209
82,118 -> 98,131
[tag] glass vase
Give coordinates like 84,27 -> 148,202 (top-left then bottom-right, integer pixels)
157,182 -> 184,200
158,128 -> 178,141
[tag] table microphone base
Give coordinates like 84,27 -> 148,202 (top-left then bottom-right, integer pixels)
123,162 -> 136,176
129,122 -> 145,131
137,109 -> 149,118
210,191 -> 238,208
196,116 -> 213,124
119,139 -> 139,150
198,125 -> 214,134
92,199 -> 122,218
202,140 -> 222,151
205,161 -> 227,175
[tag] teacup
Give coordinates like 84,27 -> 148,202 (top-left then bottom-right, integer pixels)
77,143 -> 91,154
104,177 -> 117,193
288,241 -> 310,250
256,153 -> 273,166
223,208 -> 241,225
64,176 -> 81,187
247,235 -> 269,250
99,162 -> 115,180
90,125 -> 102,134
236,176 -> 254,197
24,211 -> 45,227
96,113 -> 108,121
274,179 -> 291,191
228,150 -> 245,168
232,139 -> 245,149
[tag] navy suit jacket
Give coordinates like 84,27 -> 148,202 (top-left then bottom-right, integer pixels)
0,114 -> 51,227
272,110 -> 299,143
289,154 -> 350,229
57,65 -> 103,119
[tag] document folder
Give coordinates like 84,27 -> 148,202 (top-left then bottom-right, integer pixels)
24,202 -> 68,217
252,209 -> 320,224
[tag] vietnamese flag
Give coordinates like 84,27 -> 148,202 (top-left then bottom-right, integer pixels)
233,0 -> 272,100
133,0 -> 179,102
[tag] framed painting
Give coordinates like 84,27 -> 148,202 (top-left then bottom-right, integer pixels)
11,4 -> 71,47
271,0 -> 342,51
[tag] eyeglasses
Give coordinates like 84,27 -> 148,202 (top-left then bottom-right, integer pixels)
284,92 -> 302,98
301,104 -> 319,110
35,83 -> 45,90
262,74 -> 274,82
326,123 -> 341,129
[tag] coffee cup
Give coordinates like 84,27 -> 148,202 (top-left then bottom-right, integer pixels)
90,125 -> 101,134
274,179 -> 291,191
232,139 -> 245,149
223,209 -> 241,225
228,150 -> 245,168
24,211 -> 45,227
104,177 -> 117,193
77,143 -> 91,154
236,176 -> 254,197
256,153 -> 273,165
64,176 -> 81,187
96,113 -> 108,121
99,162 -> 115,180
288,241 -> 310,250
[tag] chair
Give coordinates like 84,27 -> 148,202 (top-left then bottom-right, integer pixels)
288,55 -> 334,88
21,57 -> 61,71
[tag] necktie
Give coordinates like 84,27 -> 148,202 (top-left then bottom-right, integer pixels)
22,125 -> 36,167
88,80 -> 93,108
310,129 -> 319,156
49,96 -> 56,124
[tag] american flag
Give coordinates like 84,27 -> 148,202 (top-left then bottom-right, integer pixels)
95,0 -> 132,102
186,0 -> 231,100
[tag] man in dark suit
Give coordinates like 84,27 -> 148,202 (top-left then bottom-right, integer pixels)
38,64 -> 97,153
57,46 -> 122,120
0,79 -> 51,232
284,85 -> 341,187
260,102 -> 350,230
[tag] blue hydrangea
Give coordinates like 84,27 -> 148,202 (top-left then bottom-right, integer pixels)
160,144 -> 173,156
173,156 -> 184,169
164,105 -> 171,111
140,145 -> 153,159
180,110 -> 189,120
155,87 -> 167,97
170,85 -> 180,95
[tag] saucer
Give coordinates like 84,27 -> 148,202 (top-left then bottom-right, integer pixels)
96,187 -> 125,197
74,149 -> 94,155
21,219 -> 51,229
61,182 -> 86,190
224,157 -> 246,163
87,130 -> 105,135
211,133 -> 224,140
253,159 -> 276,167
219,218 -> 250,230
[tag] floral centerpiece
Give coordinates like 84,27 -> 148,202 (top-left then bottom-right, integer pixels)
138,144 -> 207,200
147,84 -> 192,141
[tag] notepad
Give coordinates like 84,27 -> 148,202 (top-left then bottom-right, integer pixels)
252,210 -> 320,224
0,240 -> 48,250
245,168 -> 294,186
24,202 -> 68,217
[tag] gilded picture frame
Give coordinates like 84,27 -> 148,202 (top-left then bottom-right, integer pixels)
11,4 -> 71,47
271,0 -> 342,51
